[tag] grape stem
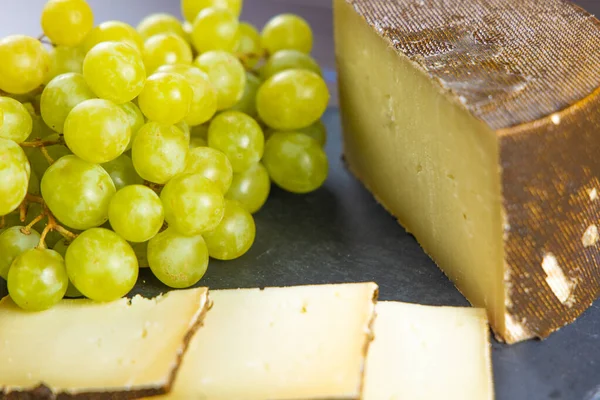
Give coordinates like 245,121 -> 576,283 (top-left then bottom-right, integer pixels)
236,50 -> 267,69
20,137 -> 65,148
144,181 -> 164,194
40,146 -> 55,165
19,201 -> 28,222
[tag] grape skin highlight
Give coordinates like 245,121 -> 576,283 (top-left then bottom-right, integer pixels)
108,185 -> 164,243
194,50 -> 246,110
0,97 -> 33,143
0,35 -> 50,94
41,0 -> 94,47
138,72 -> 193,125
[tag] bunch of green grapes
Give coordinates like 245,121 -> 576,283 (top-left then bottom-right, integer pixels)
0,0 -> 330,311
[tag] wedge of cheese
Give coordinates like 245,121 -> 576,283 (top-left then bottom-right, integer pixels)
0,288 -> 210,398
363,301 -> 493,400
155,282 -> 378,400
335,0 -> 600,343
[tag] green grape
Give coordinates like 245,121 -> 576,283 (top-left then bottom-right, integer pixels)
158,64 -> 218,126
131,240 -> 149,268
108,185 -> 164,243
256,69 -> 329,131
183,21 -> 194,43
0,227 -> 41,280
101,154 -> 143,190
182,0 -> 242,21
0,97 -> 33,143
184,147 -> 233,193
226,162 -> 270,213
40,73 -> 96,133
191,123 -> 209,140
137,13 -> 187,41
83,41 -> 146,104
41,155 -> 116,230
269,119 -> 327,147
82,21 -> 145,53
261,14 -> 313,55
195,51 -> 246,110
64,98 -> 131,163
44,46 -> 85,85
0,139 -> 30,216
41,0 -> 94,47
203,199 -> 255,260
230,72 -> 260,117
160,173 -> 225,235
65,228 -> 138,302
131,122 -> 188,184
0,35 -> 50,94
191,8 -> 239,54
263,132 -> 328,193
190,136 -> 207,148
8,248 -> 68,311
148,227 -> 208,288
234,22 -> 262,69
261,50 -> 321,80
138,72 -> 193,125
208,110 -> 264,172
54,237 -> 83,298
120,102 -> 146,151
26,134 -> 72,178
142,33 -> 193,74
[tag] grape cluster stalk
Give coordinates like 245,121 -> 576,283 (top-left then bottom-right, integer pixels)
0,0 -> 330,311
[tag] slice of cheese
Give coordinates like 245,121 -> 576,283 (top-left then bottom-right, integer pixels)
155,282 -> 378,400
335,0 -> 600,343
363,302 -> 493,400
0,287 -> 210,398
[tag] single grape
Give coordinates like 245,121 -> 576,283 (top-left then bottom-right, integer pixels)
226,162 -> 270,214
41,0 -> 94,47
142,33 -> 193,74
194,51 -> 246,110
0,138 -> 30,216
131,240 -> 149,268
137,13 -> 187,41
131,122 -> 188,184
182,0 -> 242,21
261,14 -> 313,54
190,136 -> 207,148
158,64 -> 218,126
191,8 -> 239,54
0,227 -> 41,280
256,69 -> 329,131
120,102 -> 146,151
8,248 -> 68,311
82,21 -> 144,53
41,155 -> 116,230
203,199 -> 255,260
26,134 -> 71,178
208,111 -> 264,173
109,185 -> 164,243
44,46 -> 85,84
138,72 -> 193,125
64,98 -> 131,163
230,72 -> 260,117
0,97 -> 33,143
83,41 -> 146,104
101,154 -> 143,190
148,227 -> 208,288
66,228 -> 138,302
40,72 -> 96,133
234,22 -> 261,69
261,50 -> 321,80
184,147 -> 233,193
263,132 -> 328,193
53,239 -> 83,298
160,173 -> 225,235
0,35 -> 50,94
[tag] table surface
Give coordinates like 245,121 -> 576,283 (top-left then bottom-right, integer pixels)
1,1 -> 600,400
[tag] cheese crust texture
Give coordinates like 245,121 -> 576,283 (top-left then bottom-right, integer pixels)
155,282 -> 378,400
335,0 -> 600,343
0,288 -> 210,399
363,302 -> 493,400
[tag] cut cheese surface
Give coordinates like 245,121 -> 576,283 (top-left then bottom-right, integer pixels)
363,302 -> 493,400
335,0 -> 600,343
0,287 -> 210,398
156,282 -> 378,400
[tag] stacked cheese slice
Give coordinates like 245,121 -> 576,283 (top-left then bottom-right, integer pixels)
0,283 -> 493,399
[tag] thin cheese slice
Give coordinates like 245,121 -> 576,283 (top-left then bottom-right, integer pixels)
364,301 -> 494,400
0,287 -> 210,398
157,282 -> 378,400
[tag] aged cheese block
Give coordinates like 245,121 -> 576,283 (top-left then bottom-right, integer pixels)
334,0 -> 600,343
0,288 -> 210,399
154,282 -> 378,400
363,301 -> 493,400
